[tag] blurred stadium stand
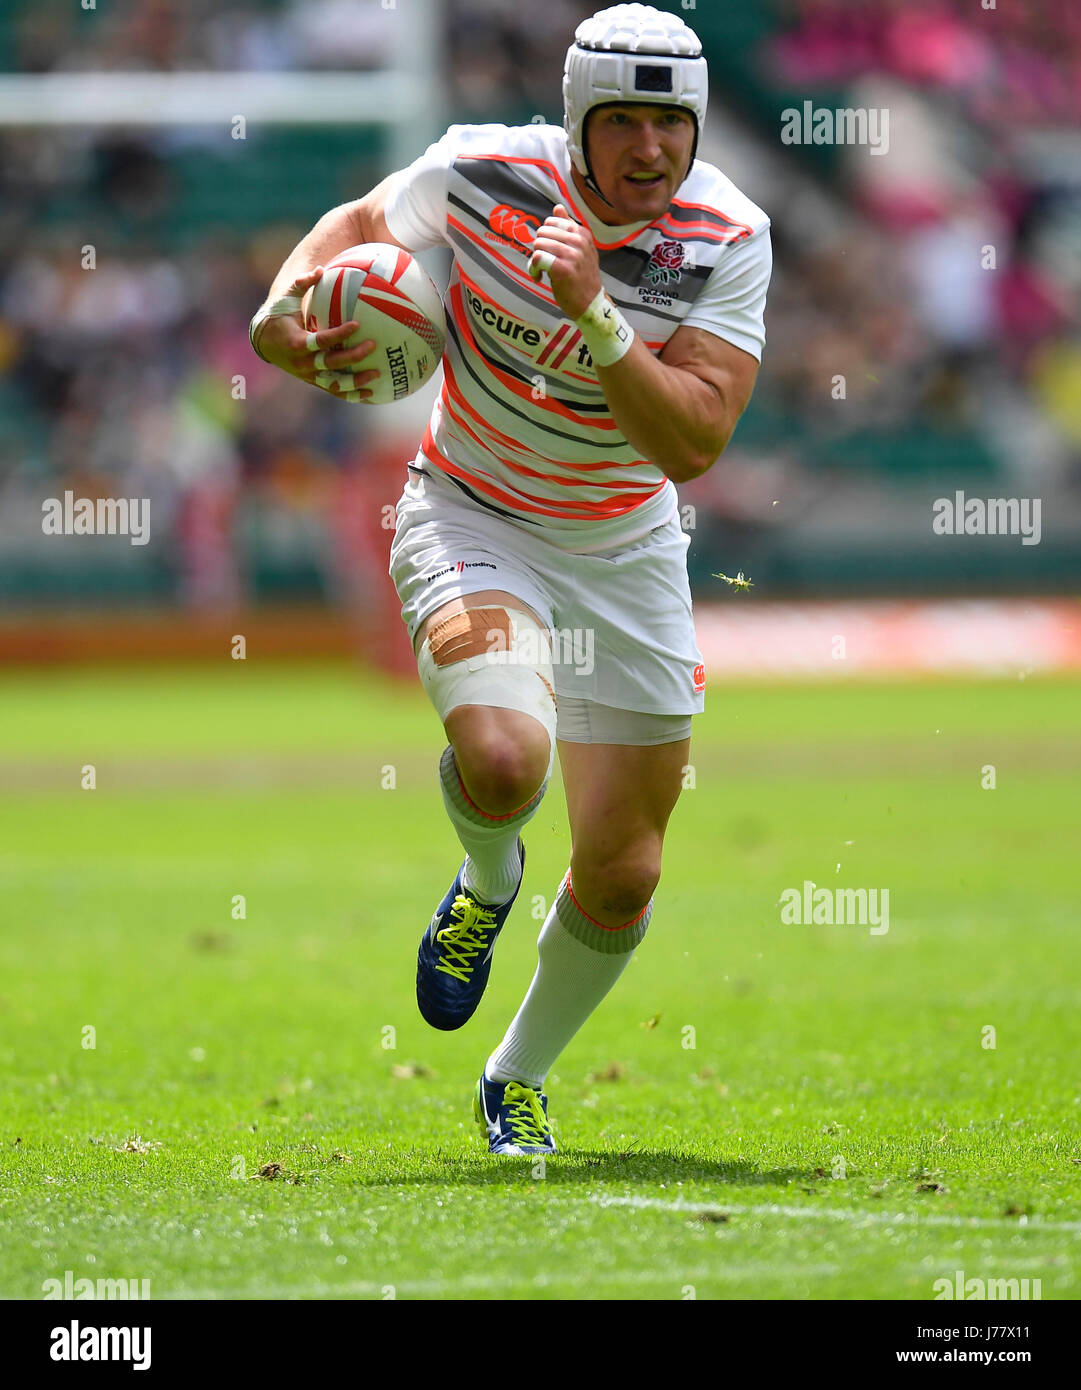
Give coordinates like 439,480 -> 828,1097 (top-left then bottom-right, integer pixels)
0,0 -> 1078,655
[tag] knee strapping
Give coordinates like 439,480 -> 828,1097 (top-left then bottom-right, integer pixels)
417,606 -> 558,772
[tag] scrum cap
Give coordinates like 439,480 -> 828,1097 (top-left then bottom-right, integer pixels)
563,4 -> 708,197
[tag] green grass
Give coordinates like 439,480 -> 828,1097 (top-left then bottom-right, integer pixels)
1,664 -> 1079,1299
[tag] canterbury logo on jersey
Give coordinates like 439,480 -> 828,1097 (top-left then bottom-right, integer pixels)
463,288 -> 596,377
487,204 -> 540,250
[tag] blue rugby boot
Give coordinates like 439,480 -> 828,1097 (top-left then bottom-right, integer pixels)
473,1074 -> 557,1156
416,840 -> 525,1031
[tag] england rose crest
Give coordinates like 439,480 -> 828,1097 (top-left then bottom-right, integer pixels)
645,239 -> 686,286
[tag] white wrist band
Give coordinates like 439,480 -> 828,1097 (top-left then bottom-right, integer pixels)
575,290 -> 635,369
249,293 -> 303,361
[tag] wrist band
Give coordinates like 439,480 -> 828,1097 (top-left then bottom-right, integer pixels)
249,293 -> 303,361
575,290 -> 635,369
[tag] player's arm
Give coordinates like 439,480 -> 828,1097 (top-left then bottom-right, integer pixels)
531,203 -> 763,482
253,176 -> 412,394
597,327 -> 758,483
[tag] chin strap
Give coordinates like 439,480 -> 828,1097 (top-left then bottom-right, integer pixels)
583,165 -> 615,209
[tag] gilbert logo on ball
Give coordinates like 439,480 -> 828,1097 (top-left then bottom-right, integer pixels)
302,244 -> 446,404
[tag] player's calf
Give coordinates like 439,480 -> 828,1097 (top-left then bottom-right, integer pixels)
414,602 -> 559,1027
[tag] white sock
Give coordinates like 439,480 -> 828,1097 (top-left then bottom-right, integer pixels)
486,871 -> 653,1088
439,745 -> 546,905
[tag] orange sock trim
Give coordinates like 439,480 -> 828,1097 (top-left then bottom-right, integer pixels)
566,871 -> 651,933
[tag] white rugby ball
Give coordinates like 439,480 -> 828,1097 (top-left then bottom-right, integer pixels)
302,243 -> 446,404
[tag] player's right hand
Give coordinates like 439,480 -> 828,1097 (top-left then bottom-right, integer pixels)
256,267 -> 381,400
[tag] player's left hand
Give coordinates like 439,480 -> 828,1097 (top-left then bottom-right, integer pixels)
528,204 -> 602,320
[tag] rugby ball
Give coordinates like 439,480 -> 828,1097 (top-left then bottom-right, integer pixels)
301,243 -> 446,404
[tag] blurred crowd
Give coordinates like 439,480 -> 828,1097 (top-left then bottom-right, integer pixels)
7,0 -> 588,90
770,0 -> 1081,128
0,225 -> 383,606
706,0 -> 1081,532
0,0 -> 1077,606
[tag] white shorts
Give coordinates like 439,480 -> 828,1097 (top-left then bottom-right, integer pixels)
388,464 -> 706,736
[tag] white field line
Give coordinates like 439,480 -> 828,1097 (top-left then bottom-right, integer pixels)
589,1193 -> 1081,1234
163,1197 -> 1077,1298
165,1262 -> 844,1300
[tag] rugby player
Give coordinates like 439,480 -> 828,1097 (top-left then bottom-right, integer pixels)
251,3 -> 771,1155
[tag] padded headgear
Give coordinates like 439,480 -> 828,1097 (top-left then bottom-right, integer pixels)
563,4 -> 708,200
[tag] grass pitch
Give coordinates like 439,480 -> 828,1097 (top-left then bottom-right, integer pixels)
1,663 -> 1079,1300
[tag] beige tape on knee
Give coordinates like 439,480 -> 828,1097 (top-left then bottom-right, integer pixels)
418,607 -> 558,769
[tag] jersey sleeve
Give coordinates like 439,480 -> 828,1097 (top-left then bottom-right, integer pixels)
382,126 -> 464,252
680,222 -> 773,361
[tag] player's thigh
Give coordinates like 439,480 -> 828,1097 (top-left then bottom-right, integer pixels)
418,590 -> 556,785
412,589 -> 549,657
559,736 -> 690,862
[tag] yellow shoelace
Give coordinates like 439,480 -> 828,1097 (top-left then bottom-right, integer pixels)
502,1082 -> 550,1147
435,895 -> 499,983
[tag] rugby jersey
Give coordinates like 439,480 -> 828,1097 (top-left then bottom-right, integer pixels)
383,122 -> 771,554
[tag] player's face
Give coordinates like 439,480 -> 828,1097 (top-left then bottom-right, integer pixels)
581,104 -> 696,223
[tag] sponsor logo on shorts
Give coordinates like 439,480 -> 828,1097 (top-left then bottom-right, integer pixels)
693,662 -> 706,692
424,560 -> 498,585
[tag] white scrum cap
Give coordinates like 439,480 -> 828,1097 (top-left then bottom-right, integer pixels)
563,4 -> 708,189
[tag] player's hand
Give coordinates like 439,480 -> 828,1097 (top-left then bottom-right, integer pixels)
256,266 -> 381,400
528,204 -> 602,321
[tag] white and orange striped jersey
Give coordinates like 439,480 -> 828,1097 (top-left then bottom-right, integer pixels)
383,122 -> 771,554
